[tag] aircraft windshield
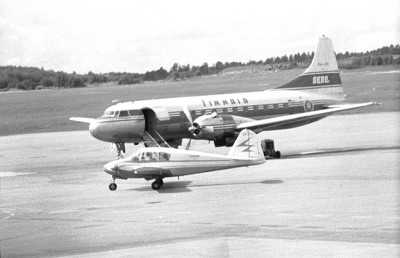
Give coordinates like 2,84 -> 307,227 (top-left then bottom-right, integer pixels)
130,151 -> 170,162
102,109 -> 142,118
102,111 -> 115,117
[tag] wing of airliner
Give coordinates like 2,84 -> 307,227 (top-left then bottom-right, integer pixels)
236,102 -> 377,131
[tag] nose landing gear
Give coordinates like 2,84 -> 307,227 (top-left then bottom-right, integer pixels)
111,142 -> 125,159
109,177 -> 117,191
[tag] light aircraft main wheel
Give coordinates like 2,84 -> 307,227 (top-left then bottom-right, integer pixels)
151,179 -> 163,190
274,151 -> 281,159
109,182 -> 117,191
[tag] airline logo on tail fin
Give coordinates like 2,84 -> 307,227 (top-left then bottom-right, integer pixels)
275,36 -> 345,101
228,129 -> 264,160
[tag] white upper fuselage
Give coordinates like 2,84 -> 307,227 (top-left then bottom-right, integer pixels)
89,88 -> 340,143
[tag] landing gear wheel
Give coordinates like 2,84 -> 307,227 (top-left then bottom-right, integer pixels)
109,182 -> 117,191
274,151 -> 281,159
151,179 -> 163,190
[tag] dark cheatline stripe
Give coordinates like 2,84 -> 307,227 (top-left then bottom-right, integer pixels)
278,72 -> 341,89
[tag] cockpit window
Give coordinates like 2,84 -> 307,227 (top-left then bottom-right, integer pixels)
130,151 -> 171,162
102,111 -> 115,118
114,111 -> 120,117
129,110 -> 142,116
119,110 -> 129,117
160,152 -> 170,161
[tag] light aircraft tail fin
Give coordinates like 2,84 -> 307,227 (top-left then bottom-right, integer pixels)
228,129 -> 264,161
277,36 -> 345,101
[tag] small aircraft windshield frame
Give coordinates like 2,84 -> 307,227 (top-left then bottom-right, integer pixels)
130,150 -> 171,162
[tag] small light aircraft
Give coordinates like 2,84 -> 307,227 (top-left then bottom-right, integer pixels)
103,129 -> 265,190
70,36 -> 378,157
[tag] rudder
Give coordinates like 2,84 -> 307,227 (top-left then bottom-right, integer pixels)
228,129 -> 264,161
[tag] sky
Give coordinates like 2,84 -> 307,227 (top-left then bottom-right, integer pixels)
1,0 -> 399,74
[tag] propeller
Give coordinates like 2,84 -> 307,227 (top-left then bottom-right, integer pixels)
182,105 -> 219,150
183,104 -> 204,136
182,104 -> 195,150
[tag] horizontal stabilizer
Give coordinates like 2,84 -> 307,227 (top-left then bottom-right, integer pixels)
69,117 -> 95,123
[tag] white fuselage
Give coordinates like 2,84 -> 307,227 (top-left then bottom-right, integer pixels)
104,147 -> 265,179
90,89 -> 340,144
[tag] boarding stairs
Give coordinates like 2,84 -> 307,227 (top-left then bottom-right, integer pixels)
142,130 -> 171,148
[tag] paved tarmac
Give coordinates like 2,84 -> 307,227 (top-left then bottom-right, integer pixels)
1,112 -> 399,257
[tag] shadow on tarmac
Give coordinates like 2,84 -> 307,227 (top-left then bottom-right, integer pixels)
125,179 -> 284,193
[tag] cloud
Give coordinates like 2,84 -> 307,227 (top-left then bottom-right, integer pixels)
1,0 -> 399,73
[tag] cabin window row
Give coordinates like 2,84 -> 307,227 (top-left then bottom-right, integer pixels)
194,104 -> 284,116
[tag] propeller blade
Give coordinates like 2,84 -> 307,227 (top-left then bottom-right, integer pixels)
185,138 -> 192,150
182,104 -> 193,124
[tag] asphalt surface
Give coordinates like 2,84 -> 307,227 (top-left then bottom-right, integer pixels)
1,112 -> 399,257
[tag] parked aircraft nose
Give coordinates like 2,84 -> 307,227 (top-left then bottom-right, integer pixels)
104,162 -> 117,176
89,122 -> 99,138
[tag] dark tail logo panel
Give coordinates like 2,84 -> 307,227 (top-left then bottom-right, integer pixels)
278,72 -> 342,89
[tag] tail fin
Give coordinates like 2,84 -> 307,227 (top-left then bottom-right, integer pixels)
228,129 -> 264,161
277,36 -> 345,101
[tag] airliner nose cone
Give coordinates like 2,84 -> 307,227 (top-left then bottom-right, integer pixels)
89,122 -> 98,137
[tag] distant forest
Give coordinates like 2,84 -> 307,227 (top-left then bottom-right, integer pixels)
1,44 -> 399,91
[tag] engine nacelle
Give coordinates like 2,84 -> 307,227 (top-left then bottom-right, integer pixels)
192,113 -> 254,142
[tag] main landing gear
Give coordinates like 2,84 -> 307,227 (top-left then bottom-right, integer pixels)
108,178 -> 164,191
111,142 -> 125,159
109,177 -> 117,191
151,178 -> 164,190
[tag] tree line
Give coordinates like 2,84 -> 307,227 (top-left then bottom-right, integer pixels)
1,44 -> 399,91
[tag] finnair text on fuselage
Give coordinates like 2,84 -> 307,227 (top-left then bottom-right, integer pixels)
201,98 -> 249,107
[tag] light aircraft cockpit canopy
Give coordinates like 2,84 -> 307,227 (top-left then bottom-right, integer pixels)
130,150 -> 171,162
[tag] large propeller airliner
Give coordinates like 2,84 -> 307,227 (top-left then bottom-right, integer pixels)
70,36 -> 377,157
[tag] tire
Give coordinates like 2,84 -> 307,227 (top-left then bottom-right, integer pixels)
151,180 -> 161,190
274,151 -> 281,159
109,183 -> 117,191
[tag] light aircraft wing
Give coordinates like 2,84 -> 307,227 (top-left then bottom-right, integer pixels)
118,165 -> 172,178
69,117 -> 96,123
236,102 -> 378,131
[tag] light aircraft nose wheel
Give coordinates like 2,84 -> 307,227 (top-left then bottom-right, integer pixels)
109,182 -> 117,191
151,179 -> 163,190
